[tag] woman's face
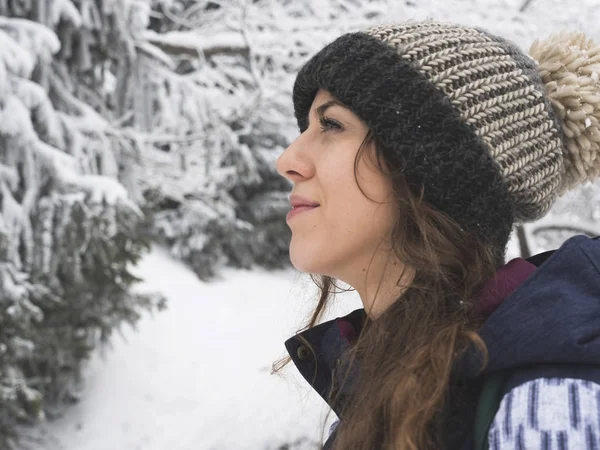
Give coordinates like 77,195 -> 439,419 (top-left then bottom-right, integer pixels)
276,89 -> 399,287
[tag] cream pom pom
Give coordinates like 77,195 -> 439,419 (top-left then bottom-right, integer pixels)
529,31 -> 600,193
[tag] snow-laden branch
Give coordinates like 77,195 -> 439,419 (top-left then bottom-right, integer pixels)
522,216 -> 600,255
0,81 -> 139,217
49,0 -> 82,27
142,29 -> 248,57
0,30 -> 35,79
135,41 -> 176,70
0,165 -> 18,191
0,17 -> 60,63
12,76 -> 65,147
48,72 -> 108,131
524,217 -> 600,237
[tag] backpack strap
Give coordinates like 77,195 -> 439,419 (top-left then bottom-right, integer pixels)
473,372 -> 510,450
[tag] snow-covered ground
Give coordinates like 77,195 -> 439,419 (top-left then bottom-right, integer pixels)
21,246 -> 361,450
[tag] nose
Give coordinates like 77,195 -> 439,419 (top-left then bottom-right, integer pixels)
276,133 -> 315,182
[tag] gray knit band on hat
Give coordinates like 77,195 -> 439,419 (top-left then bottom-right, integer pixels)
292,21 -> 567,261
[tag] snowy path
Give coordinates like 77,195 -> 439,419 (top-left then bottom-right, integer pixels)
25,247 -> 360,450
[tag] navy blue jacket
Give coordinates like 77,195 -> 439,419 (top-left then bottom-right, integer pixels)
284,235 -> 600,449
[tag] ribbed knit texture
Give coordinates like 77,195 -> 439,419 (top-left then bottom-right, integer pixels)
293,20 -> 568,259
365,22 -> 565,222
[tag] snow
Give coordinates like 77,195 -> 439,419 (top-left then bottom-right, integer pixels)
129,0 -> 152,34
67,174 -> 142,214
50,0 -> 83,27
24,246 -> 361,450
0,30 -> 35,78
0,95 -> 38,138
0,17 -> 61,62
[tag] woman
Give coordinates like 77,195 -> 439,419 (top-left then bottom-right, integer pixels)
274,20 -> 600,450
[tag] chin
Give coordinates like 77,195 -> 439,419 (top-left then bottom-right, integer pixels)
289,251 -> 316,274
289,241 -> 322,274
290,250 -> 339,279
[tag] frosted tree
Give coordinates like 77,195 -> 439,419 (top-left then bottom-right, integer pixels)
130,0 -> 406,279
148,0 -> 600,271
123,0 -> 600,278
0,2 -> 167,448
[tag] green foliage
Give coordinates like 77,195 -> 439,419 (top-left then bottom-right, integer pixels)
0,194 -> 166,449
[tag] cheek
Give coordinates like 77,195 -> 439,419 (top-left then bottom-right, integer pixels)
332,197 -> 396,244
335,159 -> 397,239
327,158 -> 396,242
288,196 -> 397,274
287,148 -> 397,273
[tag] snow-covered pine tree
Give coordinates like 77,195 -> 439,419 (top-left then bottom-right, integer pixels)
0,1 -> 167,448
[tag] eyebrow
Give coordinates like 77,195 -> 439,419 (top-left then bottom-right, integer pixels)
308,99 -> 350,126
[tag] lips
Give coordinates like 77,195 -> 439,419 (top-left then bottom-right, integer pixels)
286,205 -> 319,222
289,194 -> 320,208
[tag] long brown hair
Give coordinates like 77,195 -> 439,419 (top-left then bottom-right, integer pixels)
273,129 -> 500,450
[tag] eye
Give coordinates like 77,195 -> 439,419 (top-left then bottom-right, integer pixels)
319,116 -> 343,133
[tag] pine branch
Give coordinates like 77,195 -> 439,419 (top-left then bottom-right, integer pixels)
48,72 -> 107,130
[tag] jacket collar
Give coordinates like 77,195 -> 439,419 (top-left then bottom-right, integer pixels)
284,308 -> 365,417
284,256 -> 539,418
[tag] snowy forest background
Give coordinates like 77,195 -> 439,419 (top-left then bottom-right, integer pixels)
0,0 -> 600,449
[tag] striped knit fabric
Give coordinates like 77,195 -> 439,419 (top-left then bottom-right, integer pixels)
292,20 -> 573,261
490,378 -> 600,450
364,22 -> 565,222
294,20 -> 600,261
326,378 -> 600,449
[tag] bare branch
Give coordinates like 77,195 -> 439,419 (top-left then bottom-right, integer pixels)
515,224 -> 531,258
141,131 -> 206,144
522,217 -> 600,255
520,0 -> 535,12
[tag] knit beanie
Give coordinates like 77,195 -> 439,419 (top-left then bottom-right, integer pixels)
292,21 -> 600,261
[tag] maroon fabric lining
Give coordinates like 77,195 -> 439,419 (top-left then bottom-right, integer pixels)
477,257 -> 536,315
333,257 -> 537,342
336,318 -> 358,344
